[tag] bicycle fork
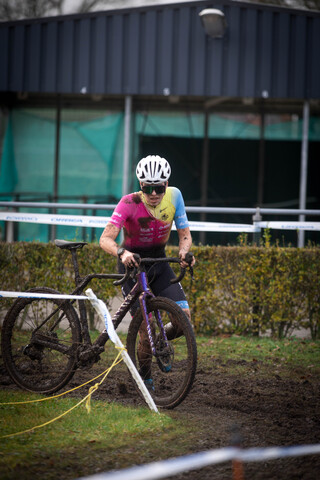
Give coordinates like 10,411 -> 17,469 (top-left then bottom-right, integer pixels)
137,271 -> 169,356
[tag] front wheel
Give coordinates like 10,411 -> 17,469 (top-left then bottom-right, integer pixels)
1,287 -> 81,394
126,297 -> 197,409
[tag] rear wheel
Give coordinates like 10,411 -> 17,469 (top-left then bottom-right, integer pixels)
126,297 -> 197,409
1,287 -> 81,394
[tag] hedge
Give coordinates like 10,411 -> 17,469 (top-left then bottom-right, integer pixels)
1,241 -> 319,339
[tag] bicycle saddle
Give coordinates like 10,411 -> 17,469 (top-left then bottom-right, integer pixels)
54,239 -> 88,250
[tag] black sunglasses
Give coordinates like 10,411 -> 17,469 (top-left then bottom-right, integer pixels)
141,185 -> 166,195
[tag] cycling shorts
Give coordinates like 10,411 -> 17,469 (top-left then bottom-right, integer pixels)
118,259 -> 189,316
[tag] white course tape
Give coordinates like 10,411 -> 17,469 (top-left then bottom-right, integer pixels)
186,221 -> 260,233
257,221 -> 320,231
1,211 -> 320,232
77,447 -> 238,480
0,212 -> 111,229
0,288 -> 158,413
239,444 -> 320,462
85,289 -> 159,414
0,211 -> 259,233
77,443 -> 320,480
0,291 -> 87,300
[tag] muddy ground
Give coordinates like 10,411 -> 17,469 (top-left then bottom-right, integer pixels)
1,354 -> 320,480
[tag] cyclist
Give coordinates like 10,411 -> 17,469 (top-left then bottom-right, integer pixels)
99,155 -> 195,389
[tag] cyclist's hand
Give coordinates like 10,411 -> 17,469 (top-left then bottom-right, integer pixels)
120,250 -> 139,268
179,251 -> 195,268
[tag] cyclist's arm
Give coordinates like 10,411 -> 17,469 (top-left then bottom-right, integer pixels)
99,223 -> 137,266
99,223 -> 121,257
177,227 -> 195,267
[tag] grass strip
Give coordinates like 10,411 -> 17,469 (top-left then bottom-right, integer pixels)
0,389 -> 195,480
197,335 -> 320,378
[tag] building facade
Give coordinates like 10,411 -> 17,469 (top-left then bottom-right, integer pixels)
0,0 -> 319,244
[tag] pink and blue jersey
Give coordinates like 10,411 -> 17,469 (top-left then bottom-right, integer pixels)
109,186 -> 189,256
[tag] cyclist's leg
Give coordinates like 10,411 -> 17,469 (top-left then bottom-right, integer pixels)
130,261 -> 189,379
135,314 -> 156,380
149,262 -> 192,340
158,287 -> 190,340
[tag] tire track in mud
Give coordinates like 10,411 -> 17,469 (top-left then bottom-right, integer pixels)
1,358 -> 319,479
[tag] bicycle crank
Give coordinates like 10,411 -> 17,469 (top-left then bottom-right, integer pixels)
77,344 -> 104,368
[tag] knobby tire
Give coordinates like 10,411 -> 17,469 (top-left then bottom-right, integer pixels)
126,296 -> 197,409
1,287 -> 81,394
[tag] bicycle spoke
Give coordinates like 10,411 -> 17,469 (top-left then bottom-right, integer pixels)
2,289 -> 81,393
127,297 -> 197,409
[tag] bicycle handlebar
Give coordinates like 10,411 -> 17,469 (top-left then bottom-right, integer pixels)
53,239 -> 194,288
113,269 -> 131,286
114,253 -> 194,286
171,252 -> 194,283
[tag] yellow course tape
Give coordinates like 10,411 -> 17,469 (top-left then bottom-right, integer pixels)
0,347 -> 125,439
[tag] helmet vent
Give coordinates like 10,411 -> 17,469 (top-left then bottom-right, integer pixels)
136,155 -> 171,184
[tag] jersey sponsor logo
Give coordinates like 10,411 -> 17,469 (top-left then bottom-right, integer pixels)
140,237 -> 153,243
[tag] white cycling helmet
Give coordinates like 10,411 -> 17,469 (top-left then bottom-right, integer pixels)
136,155 -> 171,184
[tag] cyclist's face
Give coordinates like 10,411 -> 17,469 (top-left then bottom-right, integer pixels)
140,182 -> 167,206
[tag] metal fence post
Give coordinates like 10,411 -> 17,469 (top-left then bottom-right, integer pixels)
122,95 -> 132,197
298,100 -> 310,248
252,207 -> 262,245
5,218 -> 14,242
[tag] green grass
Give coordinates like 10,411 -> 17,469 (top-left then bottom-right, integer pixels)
197,335 -> 320,377
0,390 -> 195,480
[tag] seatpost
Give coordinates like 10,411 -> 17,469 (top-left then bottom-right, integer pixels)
70,247 -> 91,344
70,249 -> 82,285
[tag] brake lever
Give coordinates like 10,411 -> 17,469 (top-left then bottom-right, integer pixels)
189,265 -> 194,281
133,253 -> 141,264
185,252 -> 194,281
129,253 -> 141,278
114,253 -> 141,285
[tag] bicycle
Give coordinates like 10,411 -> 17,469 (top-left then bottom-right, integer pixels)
1,239 -> 197,409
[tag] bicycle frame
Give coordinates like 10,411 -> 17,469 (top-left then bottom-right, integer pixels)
69,268 -> 168,352
31,272 -> 121,345
30,244 -> 185,362
29,267 -> 170,364
65,246 -> 172,354
105,269 -> 169,356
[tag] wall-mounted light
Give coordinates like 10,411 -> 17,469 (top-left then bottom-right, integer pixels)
199,8 -> 227,38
